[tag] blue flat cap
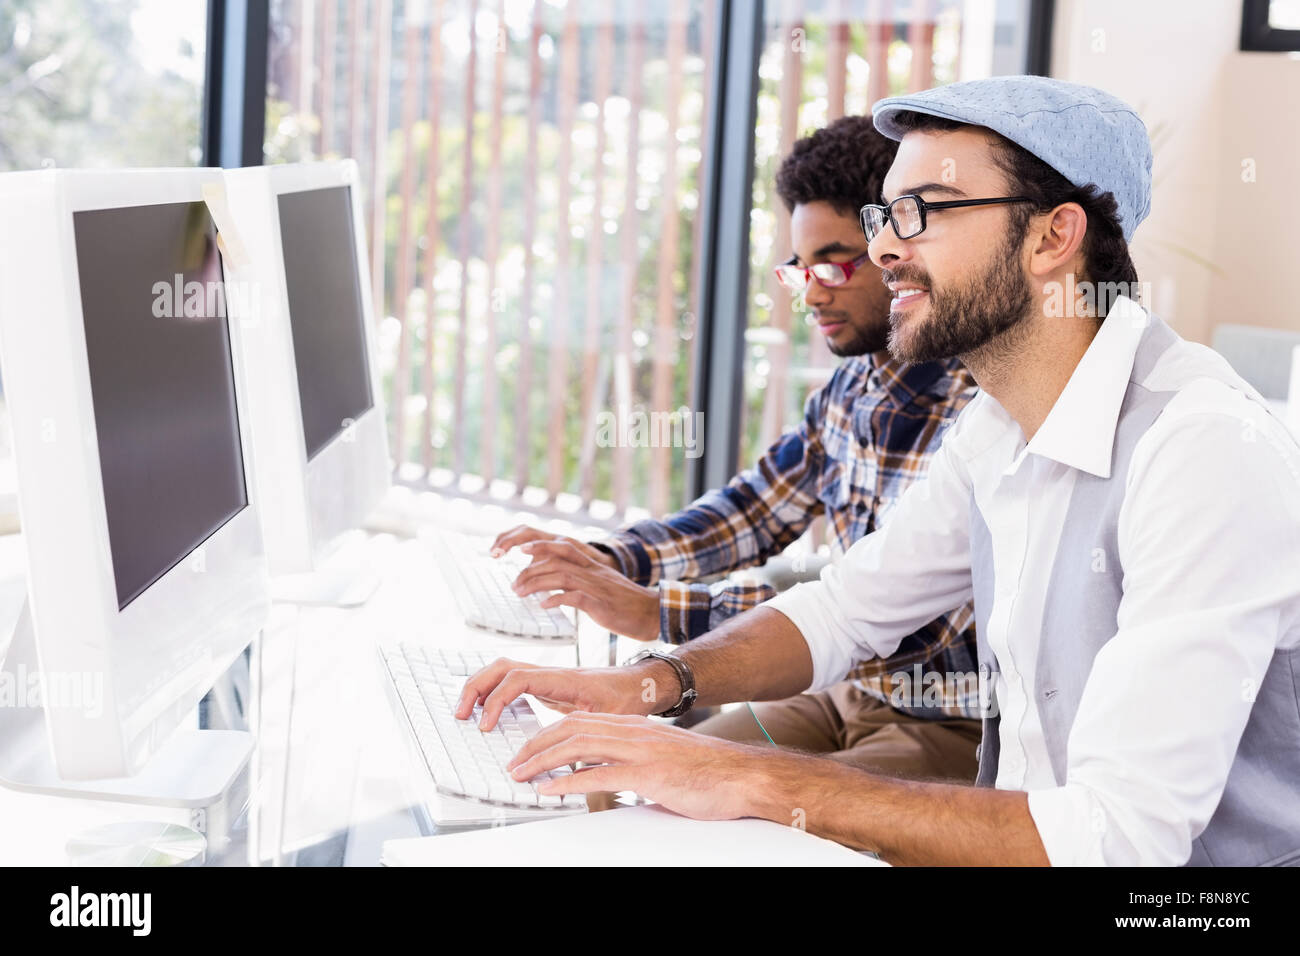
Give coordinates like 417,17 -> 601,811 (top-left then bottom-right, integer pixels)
871,76 -> 1152,241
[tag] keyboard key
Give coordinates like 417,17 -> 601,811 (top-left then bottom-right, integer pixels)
380,641 -> 587,814
432,531 -> 577,641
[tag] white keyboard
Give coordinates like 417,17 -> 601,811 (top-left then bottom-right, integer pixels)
379,642 -> 587,814
431,530 -> 577,640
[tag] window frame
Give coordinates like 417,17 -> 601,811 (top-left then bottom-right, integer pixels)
1240,0 -> 1300,52
202,0 -> 270,169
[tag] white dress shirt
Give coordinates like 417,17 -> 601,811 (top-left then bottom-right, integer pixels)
766,297 -> 1300,865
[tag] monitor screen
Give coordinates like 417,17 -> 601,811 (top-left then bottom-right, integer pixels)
74,201 -> 249,609
276,185 -> 373,460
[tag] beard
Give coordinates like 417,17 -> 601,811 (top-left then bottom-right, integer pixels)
820,313 -> 890,357
885,231 -> 1036,365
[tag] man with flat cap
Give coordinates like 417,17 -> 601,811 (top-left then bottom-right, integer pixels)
457,76 -> 1300,866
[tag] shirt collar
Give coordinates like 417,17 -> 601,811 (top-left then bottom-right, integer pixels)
1023,295 -> 1148,479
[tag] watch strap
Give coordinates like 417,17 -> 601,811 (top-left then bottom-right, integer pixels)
626,650 -> 697,718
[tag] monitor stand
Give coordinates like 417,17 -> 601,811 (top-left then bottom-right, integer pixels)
0,598 -> 252,811
268,529 -> 382,608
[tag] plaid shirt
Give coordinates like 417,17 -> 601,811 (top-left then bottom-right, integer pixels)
597,354 -> 983,719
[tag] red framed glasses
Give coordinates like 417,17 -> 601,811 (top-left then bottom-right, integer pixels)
773,249 -> 873,292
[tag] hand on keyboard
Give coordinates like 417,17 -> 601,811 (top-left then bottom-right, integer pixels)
490,525 -> 619,569
380,644 -> 587,812
508,538 -> 662,642
505,711 -> 781,824
456,655 -> 674,732
433,531 -> 576,640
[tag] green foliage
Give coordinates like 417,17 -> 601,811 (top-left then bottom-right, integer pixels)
0,0 -> 204,170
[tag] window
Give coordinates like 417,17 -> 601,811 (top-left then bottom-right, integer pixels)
0,0 -> 207,170
739,0 -> 1047,478
266,0 -> 714,523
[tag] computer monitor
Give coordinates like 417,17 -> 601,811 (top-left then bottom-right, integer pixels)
0,169 -> 269,788
222,161 -> 389,600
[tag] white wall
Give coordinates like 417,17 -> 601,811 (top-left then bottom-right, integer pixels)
1051,0 -> 1300,345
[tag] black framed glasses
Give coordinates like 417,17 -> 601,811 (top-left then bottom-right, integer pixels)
859,194 -> 1034,243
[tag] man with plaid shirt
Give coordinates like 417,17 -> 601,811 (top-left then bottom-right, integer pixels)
496,117 -> 982,781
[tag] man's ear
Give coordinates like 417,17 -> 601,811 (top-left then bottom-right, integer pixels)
1026,202 -> 1087,278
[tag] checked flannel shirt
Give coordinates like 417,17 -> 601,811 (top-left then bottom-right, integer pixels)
595,354 -> 983,719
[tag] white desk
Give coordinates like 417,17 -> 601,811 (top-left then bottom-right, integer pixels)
0,496 -> 649,866
240,528 -> 608,865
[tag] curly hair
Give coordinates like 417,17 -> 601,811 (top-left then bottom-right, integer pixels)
774,115 -> 899,218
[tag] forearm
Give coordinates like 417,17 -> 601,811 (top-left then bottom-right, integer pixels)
599,429 -> 822,586
746,754 -> 1049,866
673,606 -> 814,707
601,513 -> 805,588
656,580 -> 777,645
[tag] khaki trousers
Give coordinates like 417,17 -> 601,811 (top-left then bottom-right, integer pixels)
691,682 -> 982,783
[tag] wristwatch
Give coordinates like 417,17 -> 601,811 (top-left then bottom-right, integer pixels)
624,649 -> 698,719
